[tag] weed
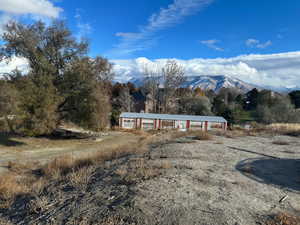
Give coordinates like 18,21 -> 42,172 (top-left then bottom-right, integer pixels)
266,212 -> 300,225
28,195 -> 50,214
68,166 -> 95,189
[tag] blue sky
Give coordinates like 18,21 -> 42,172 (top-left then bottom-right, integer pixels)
56,0 -> 300,59
1,0 -> 300,88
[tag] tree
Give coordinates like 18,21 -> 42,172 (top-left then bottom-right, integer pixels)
0,80 -> 20,132
142,64 -> 160,113
161,60 -> 185,113
1,21 -> 88,82
244,88 -> 259,110
256,96 -> 298,123
118,86 -> 134,112
289,90 -> 300,108
59,57 -> 113,131
0,20 -> 113,135
178,96 -> 212,116
18,73 -> 61,136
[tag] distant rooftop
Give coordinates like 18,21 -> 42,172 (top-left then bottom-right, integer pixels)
120,112 -> 227,123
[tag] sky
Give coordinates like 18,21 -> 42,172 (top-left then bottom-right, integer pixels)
0,0 -> 300,89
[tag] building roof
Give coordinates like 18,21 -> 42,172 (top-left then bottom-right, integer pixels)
120,112 -> 227,123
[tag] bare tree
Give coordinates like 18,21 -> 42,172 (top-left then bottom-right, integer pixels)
161,60 -> 185,113
142,64 -> 160,113
118,86 -> 134,112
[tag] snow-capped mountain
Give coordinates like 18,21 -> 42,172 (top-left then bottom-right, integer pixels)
126,75 -> 260,93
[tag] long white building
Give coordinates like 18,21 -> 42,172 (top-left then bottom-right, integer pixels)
119,112 -> 227,131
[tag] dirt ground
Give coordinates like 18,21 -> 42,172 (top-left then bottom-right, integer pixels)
134,134 -> 300,225
0,131 -> 140,174
0,133 -> 299,224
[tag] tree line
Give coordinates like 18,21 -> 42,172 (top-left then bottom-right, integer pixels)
0,20 -> 299,136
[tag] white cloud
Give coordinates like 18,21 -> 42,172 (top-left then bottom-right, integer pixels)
200,39 -> 223,51
246,38 -> 259,46
0,57 -> 29,74
2,52 -> 300,89
0,0 -> 62,18
112,51 -> 300,89
108,0 -> 214,57
0,0 -> 62,34
256,40 -> 272,49
246,38 -> 272,49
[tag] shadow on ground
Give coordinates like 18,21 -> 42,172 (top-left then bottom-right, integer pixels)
0,133 -> 25,147
236,157 -> 300,192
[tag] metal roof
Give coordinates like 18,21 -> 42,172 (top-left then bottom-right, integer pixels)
120,112 -> 227,123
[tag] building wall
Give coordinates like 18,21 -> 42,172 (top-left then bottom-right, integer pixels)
120,117 -> 227,131
121,118 -> 135,129
141,119 -> 154,130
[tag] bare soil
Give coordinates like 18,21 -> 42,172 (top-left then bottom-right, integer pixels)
0,133 -> 299,225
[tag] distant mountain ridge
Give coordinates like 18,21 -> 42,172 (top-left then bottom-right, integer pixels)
128,75 -> 260,93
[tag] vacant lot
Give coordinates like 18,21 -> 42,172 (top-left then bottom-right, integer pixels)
134,134 -> 300,225
0,132 -> 299,224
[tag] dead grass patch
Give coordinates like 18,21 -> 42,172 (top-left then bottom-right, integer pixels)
116,158 -> 160,184
0,130 -> 181,210
159,161 -> 173,169
0,173 -> 29,208
7,161 -> 40,174
100,215 -> 125,225
0,218 -> 13,225
28,195 -> 50,214
189,130 -> 213,140
169,130 -> 213,141
266,212 -> 300,225
68,166 -> 95,189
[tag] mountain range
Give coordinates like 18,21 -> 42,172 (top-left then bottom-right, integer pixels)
127,75 -> 260,93
115,74 -> 300,93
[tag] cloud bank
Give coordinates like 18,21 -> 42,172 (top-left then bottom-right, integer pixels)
112,51 -> 300,89
107,0 -> 213,57
1,52 -> 300,90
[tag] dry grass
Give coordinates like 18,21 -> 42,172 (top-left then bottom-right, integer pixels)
0,130 -> 181,211
272,140 -> 290,145
268,123 -> 300,131
7,161 -> 40,174
159,161 -> 173,169
266,212 -> 300,225
0,134 -> 155,209
116,158 -> 161,183
68,166 -> 95,189
169,130 -> 213,141
0,218 -> 13,225
189,130 -> 213,140
100,215 -> 125,225
0,173 -> 31,208
28,195 -> 50,214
